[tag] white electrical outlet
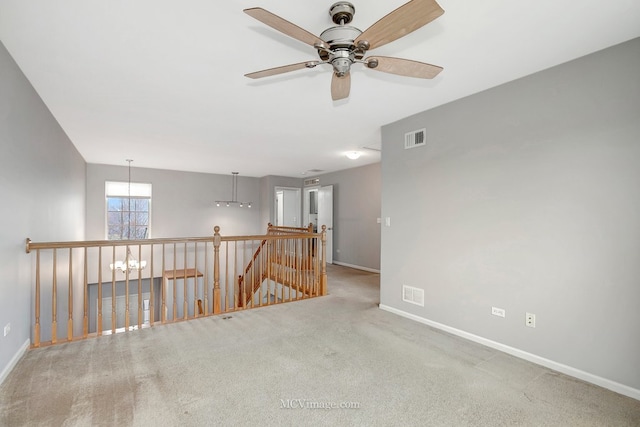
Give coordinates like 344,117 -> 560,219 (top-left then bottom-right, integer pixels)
491,307 -> 505,318
526,313 -> 536,328
3,323 -> 10,337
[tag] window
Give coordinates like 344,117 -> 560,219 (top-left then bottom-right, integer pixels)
105,181 -> 152,240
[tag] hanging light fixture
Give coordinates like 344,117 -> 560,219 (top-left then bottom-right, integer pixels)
110,159 -> 147,273
215,172 -> 252,208
110,248 -> 147,273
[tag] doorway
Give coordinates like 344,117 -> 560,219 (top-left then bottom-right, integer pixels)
274,187 -> 301,227
304,185 -> 333,264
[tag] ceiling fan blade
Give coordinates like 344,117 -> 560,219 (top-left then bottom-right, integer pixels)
245,61 -> 320,79
366,56 -> 443,79
355,0 -> 444,51
331,72 -> 351,101
244,8 -> 328,49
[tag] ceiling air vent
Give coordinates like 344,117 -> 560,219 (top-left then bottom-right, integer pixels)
404,128 -> 426,149
402,285 -> 424,307
304,178 -> 320,187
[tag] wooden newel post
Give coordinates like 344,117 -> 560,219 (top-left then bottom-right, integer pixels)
213,226 -> 222,314
320,225 -> 328,296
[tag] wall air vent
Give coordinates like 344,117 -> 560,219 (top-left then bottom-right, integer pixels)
404,128 -> 426,149
402,285 -> 425,306
304,178 -> 320,187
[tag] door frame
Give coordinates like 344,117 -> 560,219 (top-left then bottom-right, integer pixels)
274,186 -> 301,227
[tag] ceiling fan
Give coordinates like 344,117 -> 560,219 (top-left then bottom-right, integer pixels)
244,0 -> 445,101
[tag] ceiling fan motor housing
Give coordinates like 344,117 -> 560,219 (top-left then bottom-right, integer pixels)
317,25 -> 363,63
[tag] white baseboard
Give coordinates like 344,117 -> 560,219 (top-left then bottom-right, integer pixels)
378,304 -> 640,402
0,339 -> 30,386
332,261 -> 380,274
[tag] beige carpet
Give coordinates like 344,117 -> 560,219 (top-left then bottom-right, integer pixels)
1,264 -> 639,426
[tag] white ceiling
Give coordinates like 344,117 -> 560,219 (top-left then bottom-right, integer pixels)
1,0 -> 639,178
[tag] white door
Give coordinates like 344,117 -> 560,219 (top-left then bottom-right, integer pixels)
317,185 -> 333,264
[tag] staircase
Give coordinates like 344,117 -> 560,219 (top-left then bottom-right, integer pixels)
238,223 -> 318,308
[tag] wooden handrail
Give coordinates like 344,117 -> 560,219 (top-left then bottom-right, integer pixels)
267,223 -> 313,234
26,231 -> 321,253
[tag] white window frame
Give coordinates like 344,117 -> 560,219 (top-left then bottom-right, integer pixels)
105,181 -> 152,240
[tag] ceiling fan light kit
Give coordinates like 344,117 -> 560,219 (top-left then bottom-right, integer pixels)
244,0 -> 444,100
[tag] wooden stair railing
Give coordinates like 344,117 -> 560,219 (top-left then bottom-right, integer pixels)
238,223 -> 318,308
25,224 -> 327,348
238,223 -> 313,308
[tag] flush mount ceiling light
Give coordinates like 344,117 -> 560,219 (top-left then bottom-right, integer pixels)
345,151 -> 362,160
215,172 -> 252,208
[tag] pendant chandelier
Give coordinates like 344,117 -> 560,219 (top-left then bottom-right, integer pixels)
110,159 -> 147,273
215,172 -> 252,208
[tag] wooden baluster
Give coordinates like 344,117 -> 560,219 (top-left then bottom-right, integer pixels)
68,248 -> 73,341
290,238 -> 296,302
309,237 -> 313,297
265,239 -> 270,306
213,226 -> 221,314
138,244 -> 142,329
280,238 -> 284,304
150,243 -> 154,326
204,243 -> 209,315
299,238 -> 304,299
302,237 -> 306,296
183,242 -> 188,320
173,243 -> 177,321
233,241 -> 238,310
194,242 -> 199,317
284,237 -> 288,301
262,239 -> 272,307
300,237 -> 304,297
125,245 -> 130,331
302,231 -> 306,296
284,240 -> 288,302
270,238 -> 275,305
247,240 -> 252,307
312,235 -> 317,296
256,240 -> 259,305
260,240 -> 264,307
83,247 -> 88,338
320,226 -> 327,296
97,247 -> 102,336
225,241 -> 229,313
236,246 -> 242,309
35,249 -> 41,347
251,241 -> 254,304
268,239 -> 280,305
161,243 -> 166,323
111,246 -> 116,333
307,236 -> 311,296
52,249 -> 57,344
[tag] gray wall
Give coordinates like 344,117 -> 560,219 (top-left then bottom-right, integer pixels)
380,38 -> 640,392
86,165 -> 263,239
320,163 -> 381,271
0,41 -> 86,381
